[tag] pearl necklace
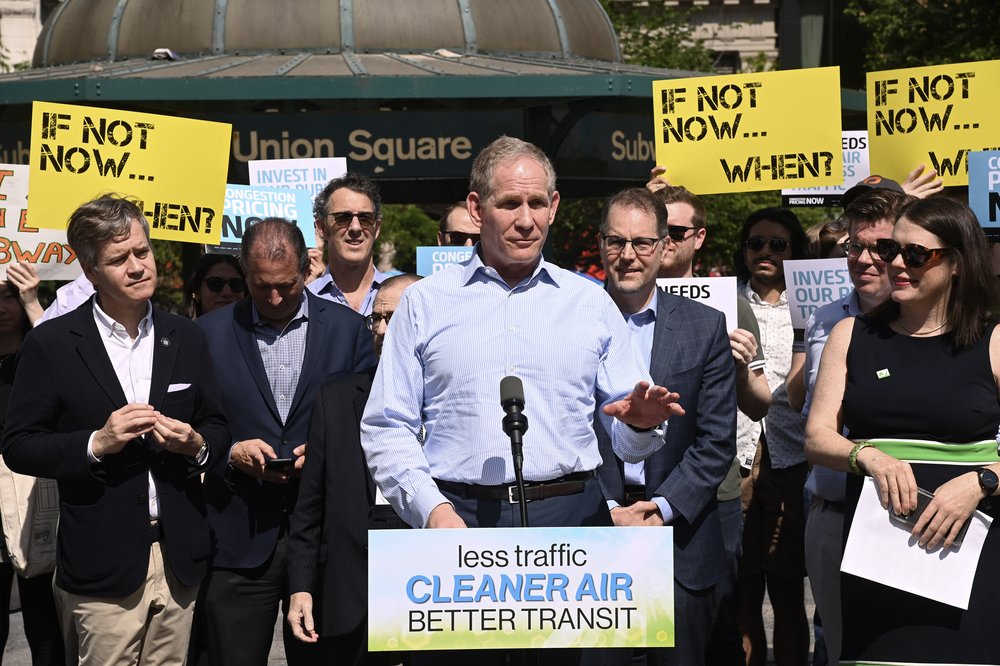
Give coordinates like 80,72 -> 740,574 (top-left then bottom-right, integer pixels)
896,319 -> 948,336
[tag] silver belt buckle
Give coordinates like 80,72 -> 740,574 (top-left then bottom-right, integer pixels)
507,485 -> 529,504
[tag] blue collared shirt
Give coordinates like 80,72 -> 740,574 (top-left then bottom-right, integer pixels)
307,265 -> 389,316
613,295 -> 676,524
361,252 -> 667,527
802,289 -> 860,502
252,294 -> 309,424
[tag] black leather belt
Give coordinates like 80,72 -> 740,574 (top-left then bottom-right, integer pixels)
436,471 -> 594,504
624,484 -> 646,506
815,498 -> 845,513
150,520 -> 162,543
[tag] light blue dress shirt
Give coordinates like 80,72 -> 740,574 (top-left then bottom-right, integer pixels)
612,295 -> 675,524
361,252 -> 667,528
307,265 -> 390,316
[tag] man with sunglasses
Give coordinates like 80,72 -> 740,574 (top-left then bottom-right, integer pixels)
436,201 -> 480,246
733,207 -> 812,666
799,186 -> 914,666
309,172 -> 389,315
590,187 -> 735,666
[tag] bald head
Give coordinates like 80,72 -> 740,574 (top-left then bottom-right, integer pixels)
371,273 -> 422,357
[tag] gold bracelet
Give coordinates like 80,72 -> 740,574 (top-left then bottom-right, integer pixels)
848,441 -> 874,475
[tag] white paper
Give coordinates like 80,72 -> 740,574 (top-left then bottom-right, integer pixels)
841,477 -> 992,609
655,276 -> 737,332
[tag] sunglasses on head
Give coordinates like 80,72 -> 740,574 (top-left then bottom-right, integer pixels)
443,231 -> 480,245
874,238 -> 951,268
328,211 -> 377,230
666,225 -> 696,243
745,236 -> 789,253
203,277 -> 244,294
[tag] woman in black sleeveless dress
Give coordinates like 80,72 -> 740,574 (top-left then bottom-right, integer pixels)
805,197 -> 1000,665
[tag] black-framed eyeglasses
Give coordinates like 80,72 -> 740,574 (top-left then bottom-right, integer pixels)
601,234 -> 662,256
841,240 -> 884,261
203,277 -> 245,294
328,211 -> 377,231
666,225 -> 696,243
874,238 -> 951,268
745,236 -> 789,253
443,231 -> 480,245
365,312 -> 392,332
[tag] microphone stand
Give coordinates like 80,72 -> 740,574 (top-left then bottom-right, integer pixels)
503,409 -> 530,527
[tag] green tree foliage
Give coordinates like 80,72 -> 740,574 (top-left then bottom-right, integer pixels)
548,2 -> 830,275
848,0 -> 1000,71
376,204 -> 438,274
151,239 -> 187,314
600,0 -> 715,72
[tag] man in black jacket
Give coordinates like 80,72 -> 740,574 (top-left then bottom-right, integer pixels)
286,273 -> 419,664
2,195 -> 229,666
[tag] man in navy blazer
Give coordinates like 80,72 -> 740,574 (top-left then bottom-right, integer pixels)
196,218 -> 375,665
589,188 -> 736,666
2,196 -> 229,665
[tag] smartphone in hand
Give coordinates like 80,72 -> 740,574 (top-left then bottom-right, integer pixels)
265,457 -> 296,473
889,487 -> 970,547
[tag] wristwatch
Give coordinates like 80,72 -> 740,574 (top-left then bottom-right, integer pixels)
976,468 -> 999,497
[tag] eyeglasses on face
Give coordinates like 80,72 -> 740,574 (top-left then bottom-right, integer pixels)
745,236 -> 789,253
601,235 -> 662,256
874,238 -> 951,268
328,211 -> 377,231
841,240 -> 884,261
365,312 -> 392,332
443,231 -> 480,245
203,277 -> 245,294
666,225 -> 696,243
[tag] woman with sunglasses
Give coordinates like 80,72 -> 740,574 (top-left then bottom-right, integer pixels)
806,196 -> 1000,664
184,253 -> 246,318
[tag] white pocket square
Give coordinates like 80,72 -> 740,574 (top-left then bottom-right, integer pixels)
167,383 -> 191,392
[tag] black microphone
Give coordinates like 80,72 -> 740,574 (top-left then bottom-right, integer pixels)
500,376 -> 529,469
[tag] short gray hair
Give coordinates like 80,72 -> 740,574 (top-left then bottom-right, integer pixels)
67,195 -> 150,270
469,137 -> 556,202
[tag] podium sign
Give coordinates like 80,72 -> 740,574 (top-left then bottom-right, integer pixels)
369,526 -> 674,651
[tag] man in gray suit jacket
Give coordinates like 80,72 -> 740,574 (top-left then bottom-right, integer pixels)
588,188 -> 736,666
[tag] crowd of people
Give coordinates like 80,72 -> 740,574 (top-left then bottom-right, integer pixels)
0,135 -> 996,666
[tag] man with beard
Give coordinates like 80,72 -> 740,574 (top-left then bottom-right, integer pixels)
732,208 -> 811,666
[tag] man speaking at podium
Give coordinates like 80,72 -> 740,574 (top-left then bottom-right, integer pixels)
361,136 -> 684,536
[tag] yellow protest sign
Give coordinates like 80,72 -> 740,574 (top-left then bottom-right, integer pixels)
652,67 -> 843,195
867,60 -> 1000,186
28,102 -> 230,244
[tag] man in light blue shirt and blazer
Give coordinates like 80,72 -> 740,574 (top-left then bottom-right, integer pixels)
589,187 -> 736,666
